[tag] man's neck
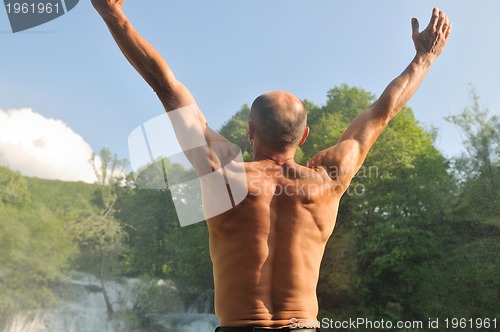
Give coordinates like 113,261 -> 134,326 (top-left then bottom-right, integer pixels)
252,150 -> 296,165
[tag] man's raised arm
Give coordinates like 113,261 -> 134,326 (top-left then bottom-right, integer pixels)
308,7 -> 452,191
92,0 -> 194,111
92,0 -> 230,173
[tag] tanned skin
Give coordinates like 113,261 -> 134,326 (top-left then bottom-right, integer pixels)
92,1 -> 451,328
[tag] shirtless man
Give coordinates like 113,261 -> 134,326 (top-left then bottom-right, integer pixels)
91,1 -> 451,331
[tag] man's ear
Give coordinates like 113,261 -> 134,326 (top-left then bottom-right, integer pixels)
248,120 -> 255,140
299,127 -> 310,146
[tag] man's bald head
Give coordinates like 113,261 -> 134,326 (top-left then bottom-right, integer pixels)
249,91 -> 308,152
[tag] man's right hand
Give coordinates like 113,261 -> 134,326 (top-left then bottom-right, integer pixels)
411,7 -> 452,59
91,0 -> 124,16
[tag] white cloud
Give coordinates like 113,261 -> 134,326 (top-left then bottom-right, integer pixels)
0,108 -> 97,183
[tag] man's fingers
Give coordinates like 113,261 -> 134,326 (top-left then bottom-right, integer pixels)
436,11 -> 447,32
445,22 -> 452,39
427,7 -> 440,30
411,18 -> 420,37
441,16 -> 451,33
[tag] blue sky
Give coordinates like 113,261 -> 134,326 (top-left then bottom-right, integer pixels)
1,0 -> 499,181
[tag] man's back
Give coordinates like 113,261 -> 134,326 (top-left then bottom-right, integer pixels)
207,160 -> 340,327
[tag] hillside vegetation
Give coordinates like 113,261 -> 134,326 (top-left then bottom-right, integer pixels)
0,86 -> 498,330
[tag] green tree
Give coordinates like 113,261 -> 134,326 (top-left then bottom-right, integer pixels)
0,166 -> 29,205
116,187 -> 176,277
219,104 -> 252,161
116,161 -> 214,309
68,148 -> 127,317
445,88 -> 500,223
429,88 -> 500,318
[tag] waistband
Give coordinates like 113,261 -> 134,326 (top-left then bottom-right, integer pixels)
215,327 -> 319,332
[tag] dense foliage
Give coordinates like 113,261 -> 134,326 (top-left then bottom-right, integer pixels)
0,171 -> 94,316
0,85 -> 498,329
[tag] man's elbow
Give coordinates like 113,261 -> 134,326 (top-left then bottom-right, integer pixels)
151,74 -> 177,93
372,99 -> 396,125
153,80 -> 185,110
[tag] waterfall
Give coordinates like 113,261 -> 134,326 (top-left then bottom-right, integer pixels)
2,273 -> 136,332
1,274 -> 218,332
